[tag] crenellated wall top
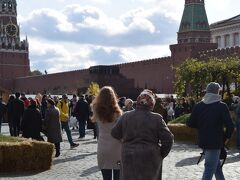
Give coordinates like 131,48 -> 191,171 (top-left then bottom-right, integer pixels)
198,46 -> 240,58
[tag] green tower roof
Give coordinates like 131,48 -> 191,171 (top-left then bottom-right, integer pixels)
179,1 -> 210,33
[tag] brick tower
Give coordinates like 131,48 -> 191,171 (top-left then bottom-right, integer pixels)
0,0 -> 30,90
170,0 -> 217,65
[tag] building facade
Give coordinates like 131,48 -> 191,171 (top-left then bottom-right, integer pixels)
211,14 -> 240,49
0,0 -> 30,90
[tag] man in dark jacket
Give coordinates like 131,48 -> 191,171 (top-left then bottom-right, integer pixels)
12,92 -> 25,136
74,95 -> 90,138
187,82 -> 234,180
0,97 -> 7,134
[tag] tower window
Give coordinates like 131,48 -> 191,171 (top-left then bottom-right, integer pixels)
8,2 -> 12,10
2,2 -> 7,11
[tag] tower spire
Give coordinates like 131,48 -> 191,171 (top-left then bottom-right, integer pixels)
178,0 -> 210,44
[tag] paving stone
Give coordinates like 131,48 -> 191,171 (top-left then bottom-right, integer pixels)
1,123 -> 240,179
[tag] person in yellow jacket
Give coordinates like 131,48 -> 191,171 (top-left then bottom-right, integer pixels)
57,94 -> 79,148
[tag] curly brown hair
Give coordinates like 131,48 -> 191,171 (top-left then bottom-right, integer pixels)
92,86 -> 122,123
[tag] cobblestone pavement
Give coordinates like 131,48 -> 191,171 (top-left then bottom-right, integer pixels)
1,123 -> 240,180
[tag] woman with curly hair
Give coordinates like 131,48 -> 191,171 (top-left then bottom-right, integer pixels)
92,86 -> 122,180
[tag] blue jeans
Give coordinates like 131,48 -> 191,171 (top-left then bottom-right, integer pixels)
202,149 -> 225,180
61,121 -> 74,145
236,121 -> 240,148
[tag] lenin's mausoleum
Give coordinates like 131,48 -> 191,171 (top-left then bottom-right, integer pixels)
0,0 -> 240,97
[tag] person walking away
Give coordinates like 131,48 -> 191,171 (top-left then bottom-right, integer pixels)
91,86 -> 122,180
0,97 -> 7,134
187,82 -> 234,180
12,92 -> 24,136
57,94 -> 79,148
41,94 -> 48,119
53,96 -> 59,106
69,94 -> 78,130
87,95 -> 98,139
153,98 -> 168,123
111,89 -> 174,180
20,93 -> 30,109
21,99 -> 43,140
44,99 -> 63,157
74,95 -> 90,138
122,98 -> 134,112
7,95 -> 15,136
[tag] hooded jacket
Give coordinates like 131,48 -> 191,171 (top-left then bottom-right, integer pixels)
187,93 -> 234,149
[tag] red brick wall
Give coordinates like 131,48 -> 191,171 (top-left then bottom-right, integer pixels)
119,57 -> 174,93
14,69 -> 90,94
0,51 -> 29,89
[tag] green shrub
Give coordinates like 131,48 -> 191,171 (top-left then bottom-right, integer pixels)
169,114 -> 190,124
0,135 -> 24,143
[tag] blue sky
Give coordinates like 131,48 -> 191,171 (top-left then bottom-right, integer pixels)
17,0 -> 240,73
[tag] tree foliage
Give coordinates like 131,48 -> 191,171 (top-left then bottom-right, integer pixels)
87,82 -> 100,96
174,57 -> 240,99
29,70 -> 43,76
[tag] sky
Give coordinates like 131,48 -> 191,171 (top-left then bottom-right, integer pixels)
16,0 -> 240,73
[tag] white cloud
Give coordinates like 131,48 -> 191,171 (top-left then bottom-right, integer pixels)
19,4 -> 178,47
28,38 -> 132,73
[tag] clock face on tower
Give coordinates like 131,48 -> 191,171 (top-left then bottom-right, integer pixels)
5,24 -> 18,37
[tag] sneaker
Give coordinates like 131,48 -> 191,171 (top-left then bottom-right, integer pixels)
70,143 -> 79,148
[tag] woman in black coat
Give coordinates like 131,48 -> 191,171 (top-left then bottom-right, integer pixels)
21,99 -> 42,140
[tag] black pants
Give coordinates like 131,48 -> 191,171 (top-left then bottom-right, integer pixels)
101,169 -> 120,180
78,118 -> 86,138
55,142 -> 60,155
8,119 -> 14,136
93,123 -> 98,138
13,117 -> 21,136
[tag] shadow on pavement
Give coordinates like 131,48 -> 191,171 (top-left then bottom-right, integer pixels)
175,156 -> 203,167
80,166 -> 99,177
82,141 -> 97,145
0,171 -> 46,178
53,152 -> 97,165
225,153 -> 240,164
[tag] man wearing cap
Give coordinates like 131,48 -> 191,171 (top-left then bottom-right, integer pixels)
187,82 -> 234,180
57,94 -> 79,148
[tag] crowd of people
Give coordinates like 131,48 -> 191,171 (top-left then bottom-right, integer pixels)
0,82 -> 238,180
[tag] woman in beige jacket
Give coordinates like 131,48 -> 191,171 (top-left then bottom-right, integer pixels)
92,86 -> 122,180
